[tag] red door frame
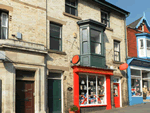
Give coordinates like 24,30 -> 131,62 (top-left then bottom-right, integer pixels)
73,66 -> 113,113
113,83 -> 120,108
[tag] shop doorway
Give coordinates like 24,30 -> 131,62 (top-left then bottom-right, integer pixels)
113,83 -> 120,108
16,70 -> 35,113
48,72 -> 62,113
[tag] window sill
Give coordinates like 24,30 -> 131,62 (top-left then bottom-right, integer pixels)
48,49 -> 66,55
80,104 -> 107,107
113,61 -> 124,64
106,27 -> 113,31
63,12 -> 82,20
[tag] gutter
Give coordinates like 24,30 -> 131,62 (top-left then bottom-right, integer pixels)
94,0 -> 130,16
125,14 -> 130,106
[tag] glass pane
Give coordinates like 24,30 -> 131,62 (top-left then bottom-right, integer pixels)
82,42 -> 88,54
131,69 -> 140,76
79,75 -> 87,105
90,29 -> 101,43
1,13 -> 8,27
66,0 -> 70,4
65,5 -> 70,14
114,51 -> 119,61
48,72 -> 61,78
113,84 -> 118,97
88,75 -> 96,104
71,1 -> 76,6
1,27 -> 7,39
91,42 -> 101,54
140,39 -> 143,48
147,40 -> 150,48
71,7 -> 76,15
50,23 -> 61,38
50,38 -> 61,51
97,76 -> 105,104
142,80 -> 150,97
131,79 -> 141,96
114,41 -> 120,51
82,29 -> 88,41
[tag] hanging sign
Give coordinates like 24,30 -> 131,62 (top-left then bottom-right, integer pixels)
72,55 -> 80,64
119,63 -> 128,70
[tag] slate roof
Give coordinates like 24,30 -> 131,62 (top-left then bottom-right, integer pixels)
127,17 -> 143,28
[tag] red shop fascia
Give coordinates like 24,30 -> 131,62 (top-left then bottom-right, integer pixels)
72,65 -> 114,113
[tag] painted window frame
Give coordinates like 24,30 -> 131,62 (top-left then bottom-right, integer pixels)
50,22 -> 62,51
65,0 -> 78,16
101,10 -> 110,27
130,68 -> 143,97
90,28 -> 102,55
0,10 -> 8,39
114,40 -> 120,62
79,74 -> 106,106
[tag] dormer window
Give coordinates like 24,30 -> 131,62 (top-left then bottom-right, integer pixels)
140,39 -> 143,48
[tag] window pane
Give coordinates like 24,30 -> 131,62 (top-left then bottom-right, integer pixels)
65,5 -> 70,14
1,27 -> 7,39
91,42 -> 101,54
79,75 -> 87,105
50,24 -> 61,38
88,75 -> 96,104
131,69 -> 140,76
131,79 -> 141,96
71,7 -> 76,15
140,39 -> 143,48
66,0 -> 70,4
50,38 -> 61,50
147,40 -> 150,48
82,42 -> 88,54
82,29 -> 88,41
97,76 -> 105,104
90,29 -> 101,43
1,13 -> 8,27
114,51 -> 119,61
114,41 -> 120,51
71,1 -> 76,6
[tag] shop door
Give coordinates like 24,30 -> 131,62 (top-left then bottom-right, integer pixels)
16,81 -> 34,113
48,79 -> 61,113
113,83 -> 120,108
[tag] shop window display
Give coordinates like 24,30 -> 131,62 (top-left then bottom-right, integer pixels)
79,74 -> 105,105
131,79 -> 142,96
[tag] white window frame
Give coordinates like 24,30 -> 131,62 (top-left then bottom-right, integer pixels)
79,74 -> 106,106
1,12 -> 8,39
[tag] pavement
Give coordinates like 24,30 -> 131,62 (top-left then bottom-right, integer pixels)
95,103 -> 150,113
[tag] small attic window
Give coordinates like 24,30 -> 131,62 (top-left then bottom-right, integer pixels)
141,25 -> 144,31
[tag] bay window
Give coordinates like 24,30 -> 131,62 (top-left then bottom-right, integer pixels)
79,74 -> 106,106
77,19 -> 106,68
147,39 -> 150,57
0,11 -> 8,39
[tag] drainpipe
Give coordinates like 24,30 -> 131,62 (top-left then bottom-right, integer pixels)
124,13 -> 130,106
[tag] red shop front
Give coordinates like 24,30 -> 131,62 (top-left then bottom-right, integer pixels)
72,66 -> 113,113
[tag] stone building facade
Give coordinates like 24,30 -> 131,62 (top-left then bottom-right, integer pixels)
0,0 -> 129,113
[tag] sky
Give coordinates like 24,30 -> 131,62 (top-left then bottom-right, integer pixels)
106,0 -> 150,25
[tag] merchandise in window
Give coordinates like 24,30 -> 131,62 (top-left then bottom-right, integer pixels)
50,22 -> 62,51
79,74 -> 105,106
101,11 -> 109,27
142,72 -> 150,97
65,0 -> 78,16
114,40 -> 120,62
0,11 -> 8,39
131,79 -> 142,96
90,29 -> 101,54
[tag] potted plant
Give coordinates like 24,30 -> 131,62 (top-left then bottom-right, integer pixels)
69,105 -> 78,113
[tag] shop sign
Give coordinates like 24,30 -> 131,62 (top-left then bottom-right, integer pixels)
72,55 -> 80,64
119,63 -> 128,70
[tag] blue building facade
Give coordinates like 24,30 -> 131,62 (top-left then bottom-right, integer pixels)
127,14 -> 150,106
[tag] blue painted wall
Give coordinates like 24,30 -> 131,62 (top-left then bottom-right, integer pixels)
130,97 -> 143,106
146,97 -> 150,99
